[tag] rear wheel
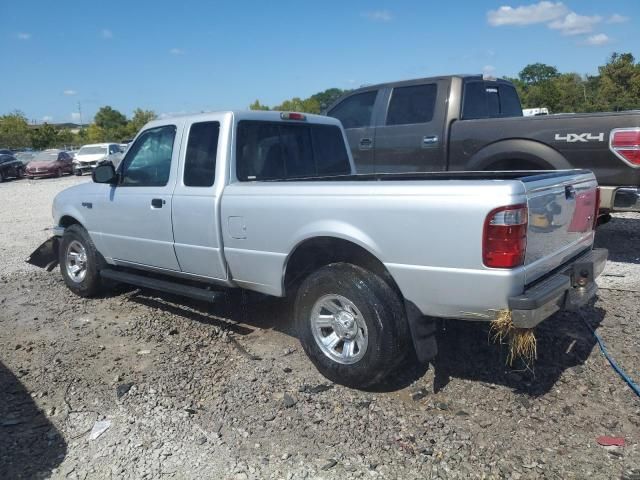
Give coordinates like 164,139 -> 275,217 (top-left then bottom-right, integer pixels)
294,263 -> 409,388
59,225 -> 103,297
0,170 -> 4,182
56,168 -> 62,178
16,167 -> 24,179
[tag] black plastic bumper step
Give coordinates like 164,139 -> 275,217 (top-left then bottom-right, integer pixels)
100,269 -> 223,303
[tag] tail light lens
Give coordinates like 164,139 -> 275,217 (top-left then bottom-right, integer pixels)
610,128 -> 640,167
483,204 -> 528,268
593,186 -> 600,229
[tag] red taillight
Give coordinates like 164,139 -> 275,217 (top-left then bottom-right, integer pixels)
610,128 -> 640,167
280,112 -> 306,121
483,204 -> 528,268
593,186 -> 600,229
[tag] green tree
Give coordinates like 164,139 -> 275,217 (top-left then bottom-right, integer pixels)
30,123 -> 58,150
518,63 -> 560,85
56,128 -> 75,147
309,88 -> 350,111
596,52 -> 640,111
249,100 -> 270,111
127,108 -> 157,137
86,123 -> 107,143
94,106 -> 127,131
0,111 -> 31,149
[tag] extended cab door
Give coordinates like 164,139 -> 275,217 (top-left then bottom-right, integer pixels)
171,116 -> 227,280
373,80 -> 447,172
98,123 -> 181,270
326,89 -> 379,173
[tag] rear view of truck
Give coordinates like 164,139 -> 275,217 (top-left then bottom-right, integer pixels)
502,172 -> 606,330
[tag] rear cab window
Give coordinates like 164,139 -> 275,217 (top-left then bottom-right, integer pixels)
462,81 -> 522,119
236,121 -> 351,181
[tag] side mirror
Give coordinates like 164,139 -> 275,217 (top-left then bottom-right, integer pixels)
92,162 -> 118,184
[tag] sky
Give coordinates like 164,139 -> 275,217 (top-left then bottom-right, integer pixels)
1,0 -> 638,124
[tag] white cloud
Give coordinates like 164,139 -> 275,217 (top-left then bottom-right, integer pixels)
71,112 -> 81,121
549,12 -> 601,35
362,10 -> 393,22
17,32 -> 31,40
101,28 -> 113,39
607,13 -> 629,24
487,1 -> 568,26
63,89 -> 77,96
583,33 -> 611,46
42,116 -> 53,122
169,48 -> 185,55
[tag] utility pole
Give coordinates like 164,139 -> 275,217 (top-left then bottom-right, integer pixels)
77,102 -> 83,129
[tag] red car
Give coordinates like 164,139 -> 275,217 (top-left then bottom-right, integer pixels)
25,150 -> 74,179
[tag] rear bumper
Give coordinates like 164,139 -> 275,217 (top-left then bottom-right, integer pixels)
600,186 -> 640,212
508,248 -> 607,328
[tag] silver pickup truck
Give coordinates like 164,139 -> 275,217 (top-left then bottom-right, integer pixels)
28,110 -> 607,388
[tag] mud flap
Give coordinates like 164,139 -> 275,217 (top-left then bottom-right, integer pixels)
405,300 -> 438,364
26,237 -> 60,271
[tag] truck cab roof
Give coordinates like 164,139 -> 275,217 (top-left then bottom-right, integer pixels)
145,110 -> 343,129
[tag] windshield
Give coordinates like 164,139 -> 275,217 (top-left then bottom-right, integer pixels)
78,146 -> 107,156
33,151 -> 59,162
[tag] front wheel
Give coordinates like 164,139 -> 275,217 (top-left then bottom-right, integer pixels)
294,263 -> 409,389
74,169 -> 82,176
59,225 -> 103,297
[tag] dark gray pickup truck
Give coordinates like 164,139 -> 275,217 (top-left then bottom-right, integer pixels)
326,74 -> 640,213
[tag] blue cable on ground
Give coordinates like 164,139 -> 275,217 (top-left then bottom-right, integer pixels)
580,314 -> 640,398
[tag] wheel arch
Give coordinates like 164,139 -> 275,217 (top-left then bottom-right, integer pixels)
466,139 -> 573,171
283,236 -> 401,298
59,215 -> 83,229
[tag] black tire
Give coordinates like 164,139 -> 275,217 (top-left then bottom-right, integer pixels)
75,169 -> 82,176
56,168 -> 62,178
59,225 -> 103,297
0,170 -> 4,182
294,263 -> 409,389
16,167 -> 24,179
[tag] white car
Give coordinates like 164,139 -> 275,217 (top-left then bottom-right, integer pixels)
73,143 -> 123,176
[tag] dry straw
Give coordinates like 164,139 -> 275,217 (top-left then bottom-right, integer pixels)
490,310 -> 537,367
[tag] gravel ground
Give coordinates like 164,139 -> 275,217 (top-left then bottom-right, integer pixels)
0,175 -> 639,480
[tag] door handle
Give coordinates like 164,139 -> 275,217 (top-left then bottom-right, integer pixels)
359,138 -> 373,150
422,135 -> 439,147
151,198 -> 164,208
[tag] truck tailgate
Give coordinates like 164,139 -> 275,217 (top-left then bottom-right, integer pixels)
523,171 -> 599,284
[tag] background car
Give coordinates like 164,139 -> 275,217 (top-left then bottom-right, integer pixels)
0,153 -> 25,182
24,150 -> 74,179
73,143 -> 123,175
15,151 -> 35,165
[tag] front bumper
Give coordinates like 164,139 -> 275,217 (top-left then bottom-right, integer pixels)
600,186 -> 640,212
74,163 -> 96,172
26,170 -> 55,177
508,248 -> 608,328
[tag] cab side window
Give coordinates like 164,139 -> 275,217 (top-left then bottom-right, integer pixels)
184,121 -> 219,187
327,91 -> 377,129
386,84 -> 437,126
120,125 -> 176,186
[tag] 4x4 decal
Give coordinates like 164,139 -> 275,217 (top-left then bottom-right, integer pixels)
555,133 -> 605,143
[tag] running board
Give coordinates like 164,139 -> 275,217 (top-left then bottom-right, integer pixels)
100,269 -> 223,303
